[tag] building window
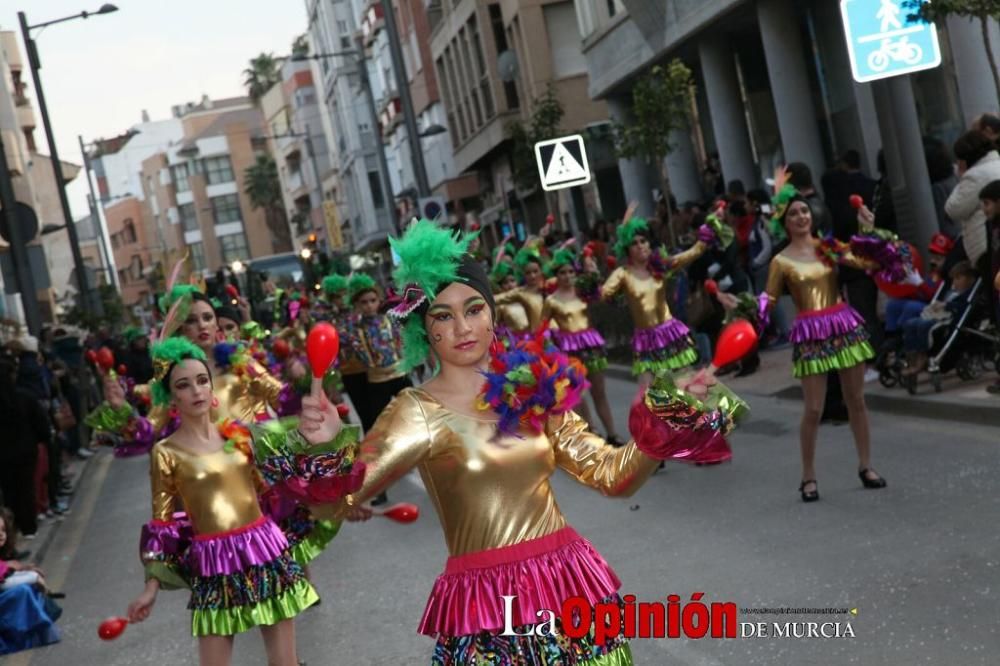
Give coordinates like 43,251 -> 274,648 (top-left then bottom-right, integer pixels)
123,219 -> 137,244
189,242 -> 206,270
219,232 -> 250,264
367,171 -> 385,209
179,203 -> 198,232
211,194 -> 242,225
118,269 -> 128,286
171,163 -> 190,192
201,156 -> 234,184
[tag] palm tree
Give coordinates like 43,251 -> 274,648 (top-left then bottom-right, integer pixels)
244,154 -> 292,252
243,52 -> 281,103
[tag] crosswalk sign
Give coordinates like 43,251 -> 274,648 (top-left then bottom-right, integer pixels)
840,0 -> 941,83
534,134 -> 591,192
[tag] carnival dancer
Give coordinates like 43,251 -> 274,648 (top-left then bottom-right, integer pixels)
489,242 -> 529,346
346,273 -> 412,506
493,244 -> 548,341
542,245 -> 623,445
765,168 -> 893,502
123,336 -> 362,665
310,219 -> 744,664
599,203 -> 728,387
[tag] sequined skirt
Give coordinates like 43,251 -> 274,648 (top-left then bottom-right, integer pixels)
790,303 -> 874,378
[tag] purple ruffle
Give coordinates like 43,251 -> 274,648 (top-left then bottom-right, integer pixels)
632,319 -> 691,353
114,416 -> 155,458
850,234 -> 909,283
553,327 -> 606,353
187,516 -> 288,577
275,383 -> 301,418
790,303 -> 866,343
139,513 -> 193,563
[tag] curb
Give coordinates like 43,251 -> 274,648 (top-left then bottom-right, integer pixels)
31,451 -> 97,566
772,385 -> 1000,428
604,363 -> 999,427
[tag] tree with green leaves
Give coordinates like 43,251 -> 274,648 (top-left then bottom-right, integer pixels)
63,284 -> 126,332
613,60 -> 695,248
244,153 -> 292,252
906,0 -> 1000,103
243,52 -> 282,103
291,34 -> 310,58
508,86 -> 565,191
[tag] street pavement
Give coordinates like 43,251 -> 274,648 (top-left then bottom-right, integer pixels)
9,368 -> 1000,666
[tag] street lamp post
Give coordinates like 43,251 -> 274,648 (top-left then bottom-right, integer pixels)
293,48 -> 400,236
17,5 -> 119,317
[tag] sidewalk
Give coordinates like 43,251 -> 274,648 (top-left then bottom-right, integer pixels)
606,346 -> 1000,427
22,452 -> 95,567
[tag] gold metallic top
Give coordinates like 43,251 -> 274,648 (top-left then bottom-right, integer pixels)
542,294 -> 592,333
600,243 -> 706,329
148,360 -> 284,431
494,287 -> 546,331
149,440 -> 264,534
497,301 -> 529,333
317,389 -> 659,556
766,246 -> 876,313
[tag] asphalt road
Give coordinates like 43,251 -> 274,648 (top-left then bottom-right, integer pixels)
9,374 -> 999,666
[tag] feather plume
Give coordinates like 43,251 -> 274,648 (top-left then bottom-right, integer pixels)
389,219 -> 470,300
165,250 -> 190,293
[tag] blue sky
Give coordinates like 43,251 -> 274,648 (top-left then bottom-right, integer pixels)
1,1 -> 309,217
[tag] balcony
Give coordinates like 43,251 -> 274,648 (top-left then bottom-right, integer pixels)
378,97 -> 403,136
361,2 -> 385,45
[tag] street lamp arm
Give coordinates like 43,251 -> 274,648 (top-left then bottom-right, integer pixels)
26,4 -> 118,30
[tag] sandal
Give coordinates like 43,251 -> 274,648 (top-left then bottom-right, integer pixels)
799,479 -> 819,503
859,468 -> 887,489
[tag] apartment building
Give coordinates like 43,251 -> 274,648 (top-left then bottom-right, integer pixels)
427,0 -> 618,239
1,30 -> 82,323
138,97 -> 293,283
261,58 -> 334,251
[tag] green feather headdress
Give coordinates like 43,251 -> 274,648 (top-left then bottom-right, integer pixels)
613,217 -> 650,259
347,274 -> 377,302
769,166 -> 799,242
123,326 -> 145,345
546,246 -> 578,276
322,274 -> 348,296
513,246 -> 543,281
387,218 -> 473,372
150,337 -> 207,407
490,259 -> 515,287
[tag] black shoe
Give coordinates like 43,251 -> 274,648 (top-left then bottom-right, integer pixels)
47,592 -> 66,599
371,492 -> 389,506
859,469 -> 887,489
606,435 -> 624,448
799,479 -> 819,502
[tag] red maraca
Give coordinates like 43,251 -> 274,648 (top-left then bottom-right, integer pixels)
98,616 -> 129,640
712,320 -> 758,370
849,194 -> 864,210
306,323 -> 340,396
96,347 -> 115,373
374,502 -> 419,523
85,349 -> 97,364
336,403 -> 351,419
272,338 -> 291,360
704,279 -> 719,296
117,364 -> 128,376
225,284 -> 240,299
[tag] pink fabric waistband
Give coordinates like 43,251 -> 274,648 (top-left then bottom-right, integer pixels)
443,526 -> 582,574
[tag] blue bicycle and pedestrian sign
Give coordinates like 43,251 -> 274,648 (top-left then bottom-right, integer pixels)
840,0 -> 941,83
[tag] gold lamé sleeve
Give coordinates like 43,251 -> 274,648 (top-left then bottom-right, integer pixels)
765,258 -> 785,311
149,444 -> 178,522
548,410 -> 660,497
317,391 -> 432,520
600,267 -> 626,301
667,241 -> 708,271
248,359 -> 285,411
494,288 -> 524,308
148,404 -> 171,434
839,251 -> 879,272
541,298 -> 553,322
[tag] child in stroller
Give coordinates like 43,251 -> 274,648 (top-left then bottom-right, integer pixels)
900,261 -> 992,392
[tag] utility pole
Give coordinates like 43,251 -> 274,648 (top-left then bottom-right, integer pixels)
354,36 -> 401,235
0,133 -> 42,335
380,0 -> 431,198
79,135 -> 118,291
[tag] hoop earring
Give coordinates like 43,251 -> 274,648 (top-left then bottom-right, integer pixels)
211,396 -> 219,408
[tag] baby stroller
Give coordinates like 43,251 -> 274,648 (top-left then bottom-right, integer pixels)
877,282 -> 946,389
903,278 -> 999,394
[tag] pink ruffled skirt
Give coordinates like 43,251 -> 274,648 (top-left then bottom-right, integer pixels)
419,526 -> 620,637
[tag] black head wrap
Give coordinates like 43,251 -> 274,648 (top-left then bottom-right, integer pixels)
413,254 -> 495,319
